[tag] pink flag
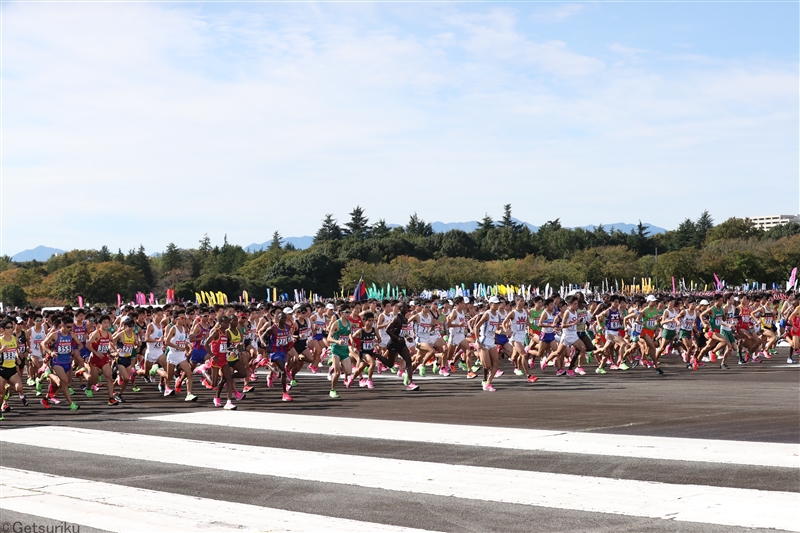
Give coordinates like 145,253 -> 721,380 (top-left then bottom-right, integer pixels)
77,295 -> 84,308
149,293 -> 155,305
671,277 -> 676,295
117,294 -> 122,307
789,267 -> 797,287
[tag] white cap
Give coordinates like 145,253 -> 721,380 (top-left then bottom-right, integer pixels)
489,296 -> 500,304
699,299 -> 709,305
646,295 -> 657,302
293,303 -> 302,310
464,297 -> 470,304
325,303 -> 335,310
409,301 -> 416,306
282,307 -> 293,314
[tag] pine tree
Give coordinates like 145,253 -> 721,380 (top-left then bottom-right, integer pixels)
199,234 -> 212,253
98,245 -> 112,262
126,245 -> 155,289
371,219 -> 391,239
406,213 -> 433,237
269,231 -> 283,251
695,210 -> 714,245
344,206 -> 370,240
163,243 -> 182,272
314,214 -> 343,242
499,204 -> 522,233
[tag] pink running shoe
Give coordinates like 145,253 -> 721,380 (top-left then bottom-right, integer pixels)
308,364 -> 319,374
359,379 -> 368,388
575,367 -> 586,375
267,374 -> 274,388
439,368 -> 450,377
540,359 -> 547,370
234,390 -> 244,401
213,397 -> 222,407
526,374 -> 538,383
610,364 -> 619,370
494,370 -> 504,378
405,382 -> 419,391
282,393 -> 293,402
344,376 -> 353,388
556,369 -> 566,376
367,379 -> 374,389
566,369 -> 575,377
484,383 -> 496,392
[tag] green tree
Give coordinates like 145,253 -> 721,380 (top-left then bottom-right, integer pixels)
763,222 -> 800,240
652,248 -> 699,285
98,246 -> 112,262
344,206 -> 370,240
405,213 -> 433,237
706,217 -> 762,242
268,231 -> 283,251
0,283 -> 27,307
695,210 -> 714,244
87,262 -> 145,303
162,243 -> 182,272
126,245 -> 155,289
314,214 -> 343,242
499,204 -> 522,233
439,230 -> 476,258
371,219 -> 391,239
674,218 -> 698,248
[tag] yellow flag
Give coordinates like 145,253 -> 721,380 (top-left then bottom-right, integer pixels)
243,291 -> 249,303
195,292 -> 202,304
273,288 -> 277,302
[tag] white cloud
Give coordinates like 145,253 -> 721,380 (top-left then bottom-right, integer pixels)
1,3 -> 797,255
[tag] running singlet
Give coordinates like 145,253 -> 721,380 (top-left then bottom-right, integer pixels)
511,310 -> 528,335
663,308 -> 679,330
606,310 -> 622,333
192,325 -> 209,352
479,311 -> 500,341
1,336 -> 18,368
360,329 -> 376,354
330,320 -> 351,358
296,319 -> 312,341
642,308 -> 660,331
29,328 -> 46,357
269,326 -> 292,354
119,331 -> 136,358
54,333 -> 74,365
93,334 -> 111,355
227,329 -> 242,361
710,307 -> 724,332
529,309 -> 543,333
681,311 -> 696,331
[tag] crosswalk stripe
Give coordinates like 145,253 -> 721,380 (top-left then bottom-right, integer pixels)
145,410 -> 800,469
0,467 -> 438,533
3,426 -> 798,531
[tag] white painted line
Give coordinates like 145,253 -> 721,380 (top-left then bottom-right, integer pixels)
145,410 -> 800,469
0,467 -> 439,533
3,426 -> 798,532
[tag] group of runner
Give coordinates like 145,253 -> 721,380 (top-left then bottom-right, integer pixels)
1,289 -> 798,417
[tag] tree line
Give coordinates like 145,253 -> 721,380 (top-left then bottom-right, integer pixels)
1,206 -> 798,307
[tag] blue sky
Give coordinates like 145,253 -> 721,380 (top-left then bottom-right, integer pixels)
2,1 -> 798,255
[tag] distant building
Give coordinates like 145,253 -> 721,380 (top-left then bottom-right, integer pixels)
749,215 -> 800,230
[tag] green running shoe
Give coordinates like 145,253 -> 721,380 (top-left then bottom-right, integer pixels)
68,388 -> 75,395
27,378 -> 35,386
419,367 -> 426,377
458,362 -> 468,371
69,402 -> 80,412
403,374 -> 410,386
329,390 -> 339,399
471,365 -> 480,373
85,389 -> 93,398
131,386 -> 141,392
290,379 -> 297,387
35,381 -> 43,396
149,365 -> 159,376
620,363 -> 630,370
432,363 -> 439,374
390,366 -> 398,374
185,393 -> 198,402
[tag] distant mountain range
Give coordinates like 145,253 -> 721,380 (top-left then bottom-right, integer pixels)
15,221 -> 666,260
10,245 -> 66,262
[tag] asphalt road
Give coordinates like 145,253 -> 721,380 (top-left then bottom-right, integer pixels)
1,347 -> 798,533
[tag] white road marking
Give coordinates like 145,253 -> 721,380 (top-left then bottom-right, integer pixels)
2,426 -> 798,532
146,410 -> 800,469
0,467 -> 440,533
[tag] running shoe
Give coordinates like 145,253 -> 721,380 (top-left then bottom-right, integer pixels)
40,398 -> 51,409
495,370 -> 504,377
738,356 -> 746,365
234,390 -> 244,401
540,359 -> 547,370
290,379 -> 297,387
329,390 -> 339,399
213,397 -> 222,407
655,367 -> 664,375
308,364 -> 319,374
68,387 -> 75,395
35,381 -> 43,396
419,366 -> 427,377
438,368 -> 450,377
164,387 -> 174,397
113,394 -> 124,403
514,369 -> 524,376
344,376 -> 353,388
267,374 -> 274,388
692,358 -> 698,371
483,382 -> 496,392
243,385 -> 255,393
467,371 -> 477,379
555,369 -> 566,376
458,362 -> 468,371
158,383 -> 164,393
224,400 -> 237,410
566,369 -> 575,377
20,396 -> 28,407
432,363 -> 439,374
619,363 -> 630,370
720,363 -> 730,369
710,352 -> 718,363
595,367 -> 607,374
26,378 -> 35,386
175,381 -> 182,394
367,379 -> 374,389
202,378 -> 213,390
359,379 -> 368,388
405,383 -> 419,391
390,366 -> 399,374
629,359 -> 639,369
526,375 -> 538,383
185,393 -> 198,402
751,356 -> 762,364
131,386 -> 141,392
108,397 -> 120,406
471,365 -> 481,373
69,402 -> 80,412
149,365 -> 159,376
403,374 -> 410,386
282,392 -> 293,402
575,367 -> 586,375
787,357 -> 795,364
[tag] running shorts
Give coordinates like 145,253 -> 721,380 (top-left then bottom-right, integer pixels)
116,356 -> 132,368
270,352 -> 287,364
0,366 -> 17,380
190,348 -> 207,364
89,354 -> 110,369
678,329 -> 693,340
662,329 -> 677,341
